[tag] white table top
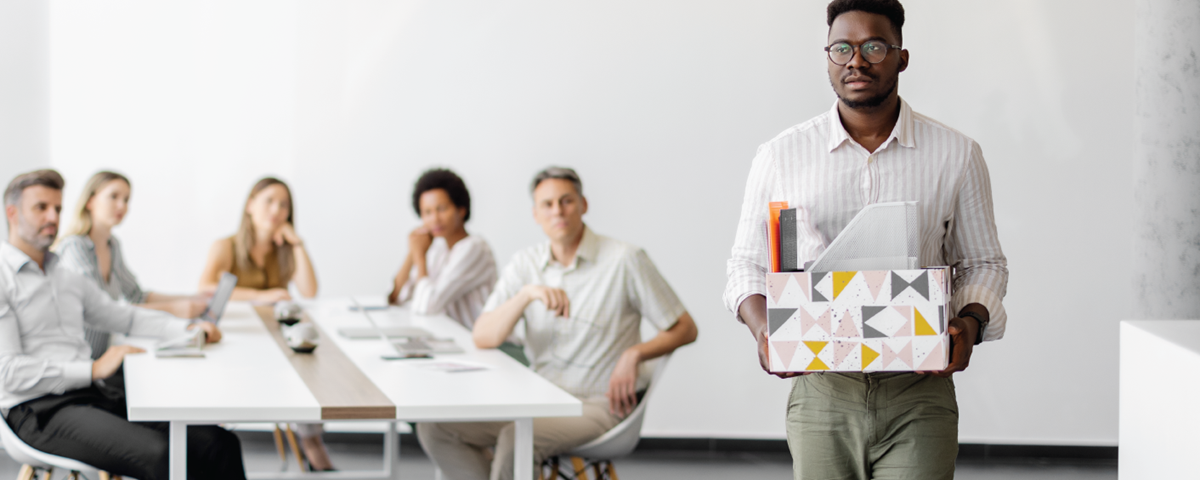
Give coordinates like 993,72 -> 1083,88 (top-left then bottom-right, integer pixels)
124,302 -> 322,422
303,299 -> 582,422
124,300 -> 581,423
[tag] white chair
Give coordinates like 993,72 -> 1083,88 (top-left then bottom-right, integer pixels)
0,414 -> 107,480
541,354 -> 672,480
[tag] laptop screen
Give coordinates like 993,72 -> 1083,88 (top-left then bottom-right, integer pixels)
200,272 -> 238,323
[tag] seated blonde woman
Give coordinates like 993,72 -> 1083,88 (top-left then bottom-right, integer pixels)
55,171 -> 209,359
389,168 -> 497,329
197,177 -> 330,470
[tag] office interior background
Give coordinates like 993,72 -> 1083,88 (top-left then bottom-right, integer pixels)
0,0 -> 1147,454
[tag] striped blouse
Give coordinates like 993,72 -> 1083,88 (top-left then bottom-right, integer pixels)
724,99 -> 1009,341
395,235 -> 497,329
56,234 -> 148,358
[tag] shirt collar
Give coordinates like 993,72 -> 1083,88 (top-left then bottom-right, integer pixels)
0,242 -> 57,273
826,97 -> 917,153
539,225 -> 598,270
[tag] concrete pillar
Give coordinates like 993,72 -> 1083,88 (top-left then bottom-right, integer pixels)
1133,0 -> 1200,319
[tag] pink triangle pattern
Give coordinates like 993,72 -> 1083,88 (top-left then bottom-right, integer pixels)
791,273 -> 811,302
772,340 -> 800,369
931,269 -> 945,295
882,341 -> 913,369
800,309 -> 818,335
891,305 -> 912,322
767,275 -> 789,305
918,339 -> 946,370
832,340 -> 857,367
834,309 -> 859,337
816,309 -> 832,335
862,271 -> 888,302
896,316 -> 913,338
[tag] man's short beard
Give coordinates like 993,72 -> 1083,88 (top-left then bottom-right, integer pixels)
835,79 -> 897,109
17,214 -> 55,251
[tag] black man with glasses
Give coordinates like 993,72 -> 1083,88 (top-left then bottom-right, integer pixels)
723,1 -> 1008,479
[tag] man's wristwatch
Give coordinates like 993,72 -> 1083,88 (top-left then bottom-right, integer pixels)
958,311 -> 988,345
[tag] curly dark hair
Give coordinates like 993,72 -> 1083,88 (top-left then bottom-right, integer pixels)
412,168 -> 471,222
827,0 -> 905,44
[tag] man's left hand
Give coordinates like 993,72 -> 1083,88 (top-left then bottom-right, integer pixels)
188,321 -> 223,344
931,316 -> 978,378
606,348 -> 641,417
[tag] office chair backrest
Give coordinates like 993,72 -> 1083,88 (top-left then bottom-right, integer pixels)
568,353 -> 672,460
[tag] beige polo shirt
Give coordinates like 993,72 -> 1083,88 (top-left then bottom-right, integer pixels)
483,227 -> 685,399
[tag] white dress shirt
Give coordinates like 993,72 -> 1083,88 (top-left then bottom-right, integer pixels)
724,99 -> 1009,340
0,242 -> 190,411
483,227 -> 686,399
395,235 -> 497,329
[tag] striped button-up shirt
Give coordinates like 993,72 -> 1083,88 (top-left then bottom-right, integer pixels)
55,234 -> 147,358
724,99 -> 1009,341
395,235 -> 497,329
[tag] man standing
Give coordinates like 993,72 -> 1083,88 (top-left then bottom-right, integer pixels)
724,1 -> 1008,479
0,169 -> 246,480
418,167 -> 698,480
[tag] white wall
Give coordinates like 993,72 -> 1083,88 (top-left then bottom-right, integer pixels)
47,0 -> 1133,445
0,1 -> 50,239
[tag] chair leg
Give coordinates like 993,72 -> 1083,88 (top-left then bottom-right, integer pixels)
15,465 -> 34,480
591,462 -> 603,479
99,472 -> 109,480
272,424 -> 288,471
548,456 -> 560,480
37,467 -> 52,480
570,457 -> 589,480
284,423 -> 306,471
66,472 -> 79,480
607,461 -> 618,480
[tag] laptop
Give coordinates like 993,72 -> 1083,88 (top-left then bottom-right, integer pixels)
198,272 -> 238,324
348,298 -> 462,359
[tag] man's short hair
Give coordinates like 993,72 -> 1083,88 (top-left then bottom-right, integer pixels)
4,169 -> 65,207
530,167 -> 583,197
827,0 -> 905,44
412,168 -> 472,222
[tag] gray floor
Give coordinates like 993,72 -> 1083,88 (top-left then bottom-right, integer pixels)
0,435 -> 1117,479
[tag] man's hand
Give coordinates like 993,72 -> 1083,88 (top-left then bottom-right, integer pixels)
520,285 -> 570,318
170,298 -> 209,319
931,312 -> 981,378
92,345 -> 146,380
606,348 -> 640,417
188,321 -> 223,344
739,295 -> 802,379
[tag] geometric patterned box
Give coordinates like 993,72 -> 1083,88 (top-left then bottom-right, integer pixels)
765,267 -> 952,372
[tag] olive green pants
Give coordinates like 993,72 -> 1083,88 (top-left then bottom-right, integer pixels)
786,372 -> 958,480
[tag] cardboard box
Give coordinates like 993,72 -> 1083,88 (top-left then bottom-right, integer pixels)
765,267 -> 952,372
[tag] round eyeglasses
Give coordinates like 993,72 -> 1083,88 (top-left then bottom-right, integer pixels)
824,40 -> 901,66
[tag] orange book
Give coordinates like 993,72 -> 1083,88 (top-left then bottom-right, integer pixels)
768,201 -> 788,273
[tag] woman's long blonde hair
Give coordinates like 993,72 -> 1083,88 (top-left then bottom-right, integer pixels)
64,171 -> 131,238
234,177 -> 295,281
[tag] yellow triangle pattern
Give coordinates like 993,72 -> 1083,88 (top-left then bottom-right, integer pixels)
805,357 -> 829,371
914,308 -> 937,336
832,271 -> 857,300
861,344 -> 880,370
804,341 -> 828,355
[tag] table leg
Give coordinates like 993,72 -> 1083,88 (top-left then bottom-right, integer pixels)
169,421 -> 187,480
384,421 -> 399,480
514,418 -> 533,480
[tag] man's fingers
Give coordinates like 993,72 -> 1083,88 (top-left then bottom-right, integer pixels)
127,346 -> 147,354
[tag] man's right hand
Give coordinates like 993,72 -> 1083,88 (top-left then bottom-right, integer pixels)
92,345 -> 146,380
520,285 -> 570,318
739,295 -> 802,379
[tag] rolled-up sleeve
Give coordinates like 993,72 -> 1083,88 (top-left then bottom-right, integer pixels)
723,144 -> 778,321
0,293 -> 93,401
946,142 -> 1009,341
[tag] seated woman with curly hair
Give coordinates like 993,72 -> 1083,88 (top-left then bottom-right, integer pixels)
389,168 -> 497,329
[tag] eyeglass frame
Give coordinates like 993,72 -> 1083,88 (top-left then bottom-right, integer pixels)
823,41 -> 903,66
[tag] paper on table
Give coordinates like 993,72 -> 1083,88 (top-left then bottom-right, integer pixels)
806,201 -> 921,272
413,360 -> 489,373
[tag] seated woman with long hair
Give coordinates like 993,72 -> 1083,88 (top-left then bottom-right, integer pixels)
389,168 -> 497,329
197,177 -> 331,470
55,171 -> 209,358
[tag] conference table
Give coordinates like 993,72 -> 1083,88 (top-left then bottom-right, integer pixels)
122,299 -> 582,480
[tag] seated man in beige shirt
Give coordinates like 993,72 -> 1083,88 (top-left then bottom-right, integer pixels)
417,167 -> 699,480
